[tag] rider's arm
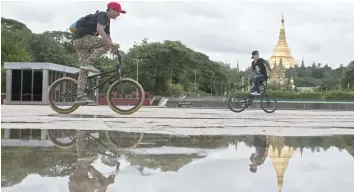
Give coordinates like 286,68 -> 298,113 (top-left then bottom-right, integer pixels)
105,22 -> 112,41
251,61 -> 256,70
263,60 -> 271,71
96,12 -> 112,45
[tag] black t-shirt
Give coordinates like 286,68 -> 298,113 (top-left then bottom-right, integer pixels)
73,11 -> 110,39
251,58 -> 267,76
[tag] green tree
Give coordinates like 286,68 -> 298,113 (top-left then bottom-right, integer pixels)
340,60 -> 354,90
1,19 -> 33,93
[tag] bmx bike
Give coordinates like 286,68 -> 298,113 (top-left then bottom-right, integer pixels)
228,80 -> 277,113
48,49 -> 145,115
47,129 -> 144,149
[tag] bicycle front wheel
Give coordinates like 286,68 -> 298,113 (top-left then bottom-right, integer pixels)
260,95 -> 277,113
228,94 -> 249,113
106,78 -> 145,115
106,131 -> 144,149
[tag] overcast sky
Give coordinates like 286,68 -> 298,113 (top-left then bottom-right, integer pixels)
1,0 -> 353,70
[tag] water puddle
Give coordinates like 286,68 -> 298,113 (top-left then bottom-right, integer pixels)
45,114 -> 233,119
1,128 -> 354,191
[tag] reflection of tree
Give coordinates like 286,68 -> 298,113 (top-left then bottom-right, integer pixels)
124,153 -> 205,172
237,135 -> 354,157
138,134 -> 240,149
342,136 -> 354,158
1,147 -> 77,187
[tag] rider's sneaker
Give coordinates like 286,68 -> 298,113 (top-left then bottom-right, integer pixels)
251,91 -> 260,96
80,64 -> 100,73
75,96 -> 95,104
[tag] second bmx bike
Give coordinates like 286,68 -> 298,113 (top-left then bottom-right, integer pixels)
48,50 -> 145,115
228,80 -> 277,113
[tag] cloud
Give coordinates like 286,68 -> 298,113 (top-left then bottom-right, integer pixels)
1,0 -> 354,70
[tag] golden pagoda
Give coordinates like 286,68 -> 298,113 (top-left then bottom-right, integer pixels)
267,136 -> 297,192
269,14 -> 297,69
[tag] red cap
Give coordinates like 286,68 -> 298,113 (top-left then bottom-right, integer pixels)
107,2 -> 126,14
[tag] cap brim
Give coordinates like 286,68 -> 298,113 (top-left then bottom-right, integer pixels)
119,10 -> 126,14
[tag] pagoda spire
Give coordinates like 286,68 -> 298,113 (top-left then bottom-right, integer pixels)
278,13 -> 287,46
268,13 -> 297,69
279,13 -> 286,41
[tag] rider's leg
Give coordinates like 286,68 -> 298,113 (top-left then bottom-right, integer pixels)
73,35 -> 109,73
73,40 -> 93,103
85,37 -> 110,67
251,74 -> 264,95
73,36 -> 110,104
76,70 -> 92,103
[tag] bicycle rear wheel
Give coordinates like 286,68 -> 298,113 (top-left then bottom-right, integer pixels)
106,78 -> 145,115
228,94 -> 249,113
260,94 -> 277,113
48,77 -> 80,114
47,129 -> 76,149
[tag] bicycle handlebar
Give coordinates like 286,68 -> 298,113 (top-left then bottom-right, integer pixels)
113,49 -> 123,66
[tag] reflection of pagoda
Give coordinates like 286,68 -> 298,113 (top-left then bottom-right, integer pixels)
267,136 -> 297,192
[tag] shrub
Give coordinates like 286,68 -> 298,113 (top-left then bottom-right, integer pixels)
323,91 -> 354,100
231,91 -> 354,100
169,83 -> 184,95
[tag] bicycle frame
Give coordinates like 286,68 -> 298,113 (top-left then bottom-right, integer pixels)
58,50 -> 125,98
237,80 -> 269,105
85,49 -> 123,92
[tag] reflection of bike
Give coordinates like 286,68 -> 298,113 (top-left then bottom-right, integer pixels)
228,80 -> 277,113
49,130 -> 151,180
47,129 -> 144,149
48,49 -> 145,115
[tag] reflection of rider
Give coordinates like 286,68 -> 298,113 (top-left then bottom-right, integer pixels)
249,135 -> 269,173
68,131 -> 116,192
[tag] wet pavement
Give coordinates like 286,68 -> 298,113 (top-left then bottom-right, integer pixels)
1,128 -> 354,192
1,105 -> 354,136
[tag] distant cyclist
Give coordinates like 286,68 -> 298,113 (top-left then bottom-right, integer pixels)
250,50 -> 271,96
70,2 -> 126,104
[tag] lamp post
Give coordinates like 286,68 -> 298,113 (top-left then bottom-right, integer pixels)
194,69 -> 197,93
136,59 -> 139,82
228,79 -> 230,95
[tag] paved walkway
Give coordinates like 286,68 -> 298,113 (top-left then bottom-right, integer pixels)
1,105 -> 354,136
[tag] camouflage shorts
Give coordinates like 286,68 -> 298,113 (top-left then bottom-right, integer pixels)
73,35 -> 110,97
73,35 -> 110,66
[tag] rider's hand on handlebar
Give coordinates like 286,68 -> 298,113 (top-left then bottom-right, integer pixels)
110,43 -> 120,50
